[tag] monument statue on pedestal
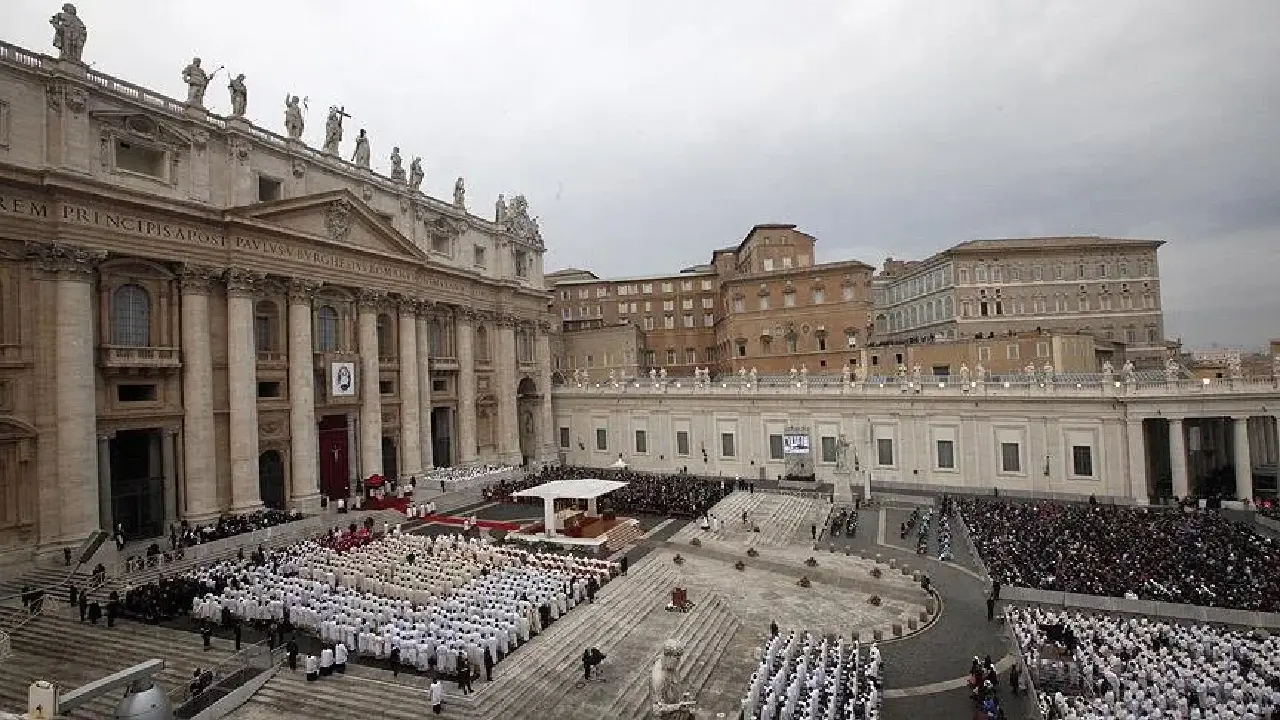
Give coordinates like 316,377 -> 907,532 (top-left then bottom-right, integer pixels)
495,194 -> 507,223
408,158 -> 424,191
181,57 -> 210,107
284,95 -> 305,139
454,177 -> 466,209
50,4 -> 87,63
650,640 -> 697,720
228,73 -> 248,117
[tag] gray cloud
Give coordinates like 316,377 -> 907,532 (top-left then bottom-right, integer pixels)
7,0 -> 1278,346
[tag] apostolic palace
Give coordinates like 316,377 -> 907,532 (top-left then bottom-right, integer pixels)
1,7 -> 1279,562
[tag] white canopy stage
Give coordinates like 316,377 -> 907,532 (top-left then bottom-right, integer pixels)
511,478 -> 628,538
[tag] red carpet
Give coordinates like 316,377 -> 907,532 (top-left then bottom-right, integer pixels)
422,514 -> 523,532
363,496 -> 411,513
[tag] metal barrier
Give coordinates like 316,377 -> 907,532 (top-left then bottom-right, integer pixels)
171,639 -> 276,709
998,586 -> 1280,628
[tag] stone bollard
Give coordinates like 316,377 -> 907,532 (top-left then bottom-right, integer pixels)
892,623 -> 903,637
901,566 -> 911,576
908,618 -> 918,631
875,554 -> 884,564
888,558 -> 897,569
873,628 -> 883,641
925,599 -> 937,615
919,610 -> 929,623
912,570 -> 921,582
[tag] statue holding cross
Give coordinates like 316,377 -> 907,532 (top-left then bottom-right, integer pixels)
323,105 -> 350,155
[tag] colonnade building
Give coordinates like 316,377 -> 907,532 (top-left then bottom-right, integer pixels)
0,34 -> 553,555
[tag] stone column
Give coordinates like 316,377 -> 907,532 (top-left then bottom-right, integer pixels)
287,279 -> 321,511
1232,415 -> 1252,502
97,433 -> 113,532
416,306 -> 434,470
357,290 -> 384,479
179,264 -> 220,520
1270,415 -> 1280,469
226,268 -> 264,513
345,412 -> 358,492
1168,417 -> 1189,500
496,316 -> 520,463
1125,418 -> 1147,503
162,429 -> 178,530
456,310 -> 479,465
536,324 -> 555,460
398,299 -> 423,478
35,244 -> 105,540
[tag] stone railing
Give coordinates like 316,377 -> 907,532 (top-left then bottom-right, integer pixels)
0,40 -> 46,71
999,586 -> 1280,628
85,65 -> 188,117
98,345 -> 181,368
556,375 -> 1280,400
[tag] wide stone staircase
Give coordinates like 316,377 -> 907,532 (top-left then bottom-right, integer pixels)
602,519 -> 645,553
240,555 -> 680,720
0,606 -> 242,719
672,492 -> 831,547
590,592 -> 742,720
0,565 -> 97,606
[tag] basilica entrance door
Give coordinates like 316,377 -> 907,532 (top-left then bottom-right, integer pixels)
318,415 -> 349,499
258,450 -> 286,510
109,429 -> 164,539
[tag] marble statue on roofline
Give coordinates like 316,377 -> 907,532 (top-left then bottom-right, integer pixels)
408,158 -> 424,191
182,57 -> 210,107
50,3 -> 87,63
389,147 -> 405,182
454,178 -> 466,209
283,95 -> 305,139
352,129 -> 370,168
228,74 -> 248,117
323,106 -> 348,155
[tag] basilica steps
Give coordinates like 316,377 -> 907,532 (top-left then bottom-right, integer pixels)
596,591 -> 742,720
239,556 -> 677,720
0,566 -> 96,605
671,492 -> 830,547
602,519 -> 645,553
0,606 -> 236,719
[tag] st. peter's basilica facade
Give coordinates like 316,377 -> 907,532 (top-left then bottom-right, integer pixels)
0,16 -> 553,555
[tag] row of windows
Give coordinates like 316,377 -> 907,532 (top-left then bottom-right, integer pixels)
958,259 -> 1152,286
561,278 -> 716,301
958,292 -> 1157,318
884,266 -> 954,305
727,285 -> 855,314
563,428 -> 1095,479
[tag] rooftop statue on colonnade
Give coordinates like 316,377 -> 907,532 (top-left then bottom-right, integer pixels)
50,3 -> 87,63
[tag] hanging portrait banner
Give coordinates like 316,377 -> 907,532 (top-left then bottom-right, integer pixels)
331,362 -> 356,396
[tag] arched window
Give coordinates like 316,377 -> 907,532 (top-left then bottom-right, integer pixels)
254,300 -> 279,352
316,305 -> 340,352
111,284 -> 151,346
376,313 -> 394,358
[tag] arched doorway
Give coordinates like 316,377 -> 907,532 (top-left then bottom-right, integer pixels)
258,450 -> 286,510
517,377 -> 540,466
381,437 -> 398,480
318,415 -> 350,500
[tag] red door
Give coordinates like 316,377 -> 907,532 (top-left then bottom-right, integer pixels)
318,416 -> 349,499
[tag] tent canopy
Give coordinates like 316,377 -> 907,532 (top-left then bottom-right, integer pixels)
511,478 -> 627,502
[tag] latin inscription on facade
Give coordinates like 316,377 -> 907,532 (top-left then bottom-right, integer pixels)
0,193 -> 417,282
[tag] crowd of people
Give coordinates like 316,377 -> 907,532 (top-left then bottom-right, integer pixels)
741,631 -> 880,719
485,466 -> 733,518
828,507 -> 859,538
1008,605 -> 1280,719
424,464 -> 518,492
179,528 -> 615,685
968,653 -> 1018,719
169,510 -> 303,550
958,498 -> 1280,611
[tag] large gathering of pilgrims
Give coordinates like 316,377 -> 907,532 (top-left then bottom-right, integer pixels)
485,465 -> 733,517
741,631 -> 882,720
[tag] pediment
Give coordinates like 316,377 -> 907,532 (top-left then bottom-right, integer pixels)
230,190 -> 430,263
90,110 -> 194,148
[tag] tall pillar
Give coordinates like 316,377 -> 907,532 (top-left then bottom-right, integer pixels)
1125,417 -> 1148,503
1232,415 -> 1252,502
357,290 -> 384,479
97,433 -> 112,533
226,268 -> 264,513
37,244 -> 105,541
536,323 -> 555,460
287,279 -> 321,511
1168,417 -> 1189,500
398,299 -> 423,478
496,316 -> 520,463
162,429 -> 178,530
345,412 -> 358,493
1270,415 -> 1280,469
456,309 -> 478,465
416,306 -> 434,470
179,265 -> 220,520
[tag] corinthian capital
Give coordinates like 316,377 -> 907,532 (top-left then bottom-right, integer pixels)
178,263 -> 223,294
287,278 -> 323,303
27,242 -> 107,278
224,267 -> 264,297
356,289 -> 387,310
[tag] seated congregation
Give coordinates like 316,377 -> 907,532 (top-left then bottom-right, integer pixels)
959,498 -> 1280,611
182,530 -> 616,678
1008,606 -> 1280,719
486,465 -> 732,517
740,631 -> 881,720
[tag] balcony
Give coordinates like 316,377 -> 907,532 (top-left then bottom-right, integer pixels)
98,345 -> 181,372
256,351 -> 287,369
431,356 -> 459,371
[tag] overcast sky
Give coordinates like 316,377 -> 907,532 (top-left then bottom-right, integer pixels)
8,1 -> 1279,347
